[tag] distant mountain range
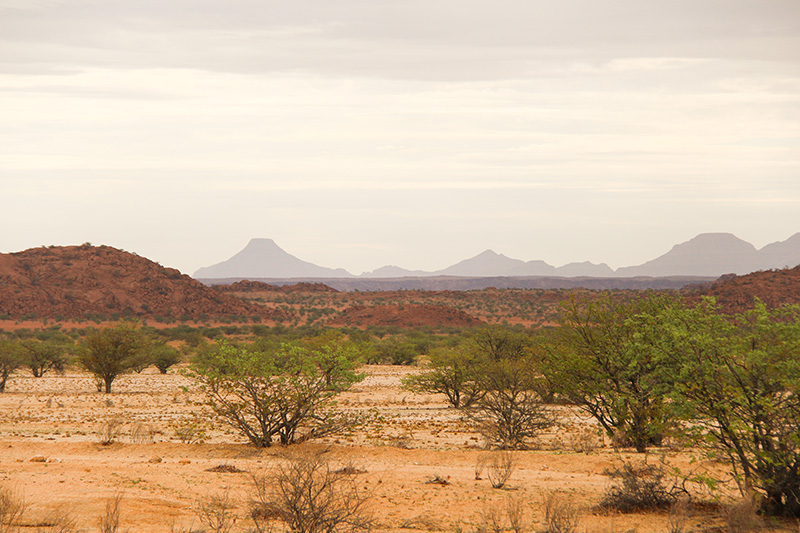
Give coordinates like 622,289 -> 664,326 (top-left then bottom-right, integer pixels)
194,233 -> 800,281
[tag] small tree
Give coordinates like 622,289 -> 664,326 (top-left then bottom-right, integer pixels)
660,300 -> 800,517
149,342 -> 181,374
472,355 -> 554,449
20,338 -> 70,377
543,294 -> 677,452
0,340 -> 23,393
401,346 -> 486,408
77,322 -> 148,393
190,339 -> 364,447
472,324 -> 531,361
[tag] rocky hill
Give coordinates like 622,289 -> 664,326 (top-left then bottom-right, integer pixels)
688,264 -> 800,313
0,244 -> 279,321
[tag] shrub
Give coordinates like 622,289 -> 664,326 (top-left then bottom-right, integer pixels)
0,485 -> 25,533
486,451 -> 515,489
659,300 -> 800,517
97,417 -> 124,446
170,414 -> 208,444
19,338 -> 70,378
98,493 -> 123,533
598,457 -> 680,513
724,496 -> 762,533
543,491 -> 579,533
35,505 -> 77,533
249,449 -> 372,533
195,490 -> 236,533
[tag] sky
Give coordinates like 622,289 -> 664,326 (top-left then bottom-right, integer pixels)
2,0 -> 799,276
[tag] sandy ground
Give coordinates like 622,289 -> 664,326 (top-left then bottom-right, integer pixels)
0,366 -> 795,532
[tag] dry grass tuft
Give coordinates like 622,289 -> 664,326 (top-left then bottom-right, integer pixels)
486,451 -> 515,489
0,485 -> 25,533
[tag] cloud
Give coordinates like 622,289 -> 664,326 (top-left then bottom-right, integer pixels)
1,0 -> 798,80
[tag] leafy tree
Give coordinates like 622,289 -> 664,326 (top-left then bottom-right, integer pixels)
401,346 -> 486,408
368,337 -> 418,365
456,326 -> 553,448
543,294 -> 678,452
297,331 -> 363,387
472,354 -> 554,449
77,322 -> 148,393
658,300 -> 800,517
19,337 -> 70,377
0,339 -> 23,392
472,324 -> 531,361
149,342 -> 182,374
190,339 -> 364,447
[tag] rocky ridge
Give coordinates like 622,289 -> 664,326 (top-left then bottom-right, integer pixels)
0,244 -> 278,320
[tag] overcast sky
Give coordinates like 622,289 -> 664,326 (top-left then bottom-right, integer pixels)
2,0 -> 799,275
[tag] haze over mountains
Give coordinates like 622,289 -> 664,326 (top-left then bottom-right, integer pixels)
194,233 -> 800,281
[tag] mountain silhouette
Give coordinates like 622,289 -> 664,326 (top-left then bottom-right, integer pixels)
193,239 -> 353,279
194,233 -> 800,280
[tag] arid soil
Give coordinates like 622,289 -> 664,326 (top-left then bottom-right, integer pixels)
0,366 -> 790,533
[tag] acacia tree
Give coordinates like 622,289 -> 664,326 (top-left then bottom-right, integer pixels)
0,339 -> 23,392
77,322 -> 148,393
20,338 -> 70,377
543,294 -> 678,452
190,338 -> 364,447
472,355 -> 554,449
658,300 -> 800,517
148,342 -> 182,374
401,346 -> 487,408
464,326 -> 552,448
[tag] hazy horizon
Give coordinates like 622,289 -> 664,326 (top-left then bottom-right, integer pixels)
2,1 -> 799,274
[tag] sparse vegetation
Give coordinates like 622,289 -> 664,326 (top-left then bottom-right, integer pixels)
190,338 -> 364,447
2,267 -> 800,530
195,490 -> 237,533
542,491 -> 580,533
249,449 -> 372,533
598,457 -> 680,513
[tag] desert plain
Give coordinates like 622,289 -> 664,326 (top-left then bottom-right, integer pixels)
0,362 -> 793,533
